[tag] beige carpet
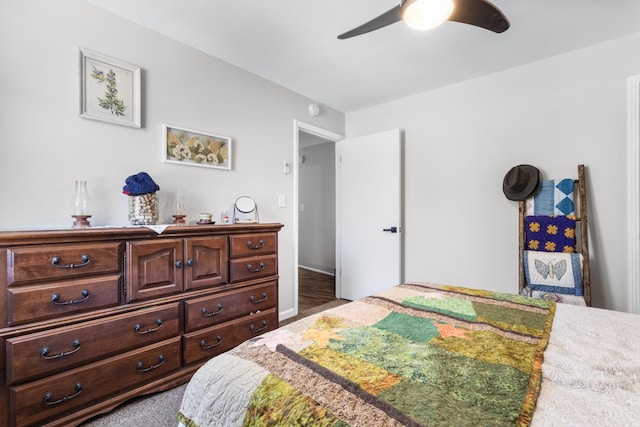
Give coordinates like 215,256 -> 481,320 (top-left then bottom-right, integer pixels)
80,299 -> 349,426
80,383 -> 187,426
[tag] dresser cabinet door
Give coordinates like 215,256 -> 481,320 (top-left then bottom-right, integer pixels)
126,239 -> 184,302
184,236 -> 228,291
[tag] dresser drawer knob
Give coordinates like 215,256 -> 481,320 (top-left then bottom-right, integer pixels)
201,303 -> 224,318
250,320 -> 268,334
41,338 -> 81,360
51,254 -> 91,269
246,262 -> 265,273
200,336 -> 223,350
51,289 -> 90,305
246,239 -> 265,250
249,293 -> 268,304
136,355 -> 165,372
134,318 -> 163,334
43,382 -> 82,406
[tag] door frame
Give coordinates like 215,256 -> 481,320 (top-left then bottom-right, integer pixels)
628,75 -> 640,314
293,120 -> 343,316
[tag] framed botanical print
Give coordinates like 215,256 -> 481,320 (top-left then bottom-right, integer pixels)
79,48 -> 141,128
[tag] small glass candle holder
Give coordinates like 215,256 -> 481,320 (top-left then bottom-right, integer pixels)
71,180 -> 91,228
172,187 -> 186,225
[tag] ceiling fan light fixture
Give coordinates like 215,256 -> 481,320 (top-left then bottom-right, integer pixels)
402,0 -> 454,31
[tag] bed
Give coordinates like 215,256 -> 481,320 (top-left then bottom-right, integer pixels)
177,282 -> 640,426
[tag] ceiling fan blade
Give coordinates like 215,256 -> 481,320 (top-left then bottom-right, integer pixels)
448,0 -> 510,33
338,5 -> 403,39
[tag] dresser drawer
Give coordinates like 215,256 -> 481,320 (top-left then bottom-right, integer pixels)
183,308 -> 277,365
10,337 -> 181,427
6,242 -> 122,286
229,232 -> 277,258
7,275 -> 121,326
229,254 -> 277,283
184,281 -> 277,332
6,302 -> 180,384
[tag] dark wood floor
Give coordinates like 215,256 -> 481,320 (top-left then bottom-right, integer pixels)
298,267 -> 337,312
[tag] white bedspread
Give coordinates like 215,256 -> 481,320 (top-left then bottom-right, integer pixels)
532,303 -> 640,426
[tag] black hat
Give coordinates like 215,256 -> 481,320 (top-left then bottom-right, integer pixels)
502,164 -> 540,201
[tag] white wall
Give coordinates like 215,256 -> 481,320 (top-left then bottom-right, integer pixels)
0,0 -> 344,319
299,142 -> 336,274
4,1 -> 640,315
347,33 -> 640,312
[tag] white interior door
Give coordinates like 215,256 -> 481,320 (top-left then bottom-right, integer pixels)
336,129 -> 402,301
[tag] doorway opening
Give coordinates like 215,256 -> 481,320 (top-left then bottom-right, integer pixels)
293,121 -> 343,318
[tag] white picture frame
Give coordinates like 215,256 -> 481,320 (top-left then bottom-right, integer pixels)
163,124 -> 232,170
79,48 -> 141,128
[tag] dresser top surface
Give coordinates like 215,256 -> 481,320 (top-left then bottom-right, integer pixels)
0,223 -> 284,246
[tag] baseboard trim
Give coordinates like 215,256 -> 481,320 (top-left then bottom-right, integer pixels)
298,265 -> 335,276
279,307 -> 297,322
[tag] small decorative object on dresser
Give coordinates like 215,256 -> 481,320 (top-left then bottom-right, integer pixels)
0,223 -> 283,427
122,172 -> 160,225
198,212 -> 213,224
233,196 -> 259,223
172,187 -> 187,225
70,180 -> 91,228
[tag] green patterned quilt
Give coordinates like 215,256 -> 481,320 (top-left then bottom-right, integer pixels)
179,283 -> 555,427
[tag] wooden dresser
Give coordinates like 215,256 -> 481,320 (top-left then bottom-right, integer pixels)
0,223 -> 283,427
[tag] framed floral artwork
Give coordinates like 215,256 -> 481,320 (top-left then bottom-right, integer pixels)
163,124 -> 232,170
79,48 -> 141,128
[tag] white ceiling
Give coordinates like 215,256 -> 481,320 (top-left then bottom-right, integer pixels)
87,0 -> 640,113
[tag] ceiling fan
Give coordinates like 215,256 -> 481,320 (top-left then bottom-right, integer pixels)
337,0 -> 510,39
